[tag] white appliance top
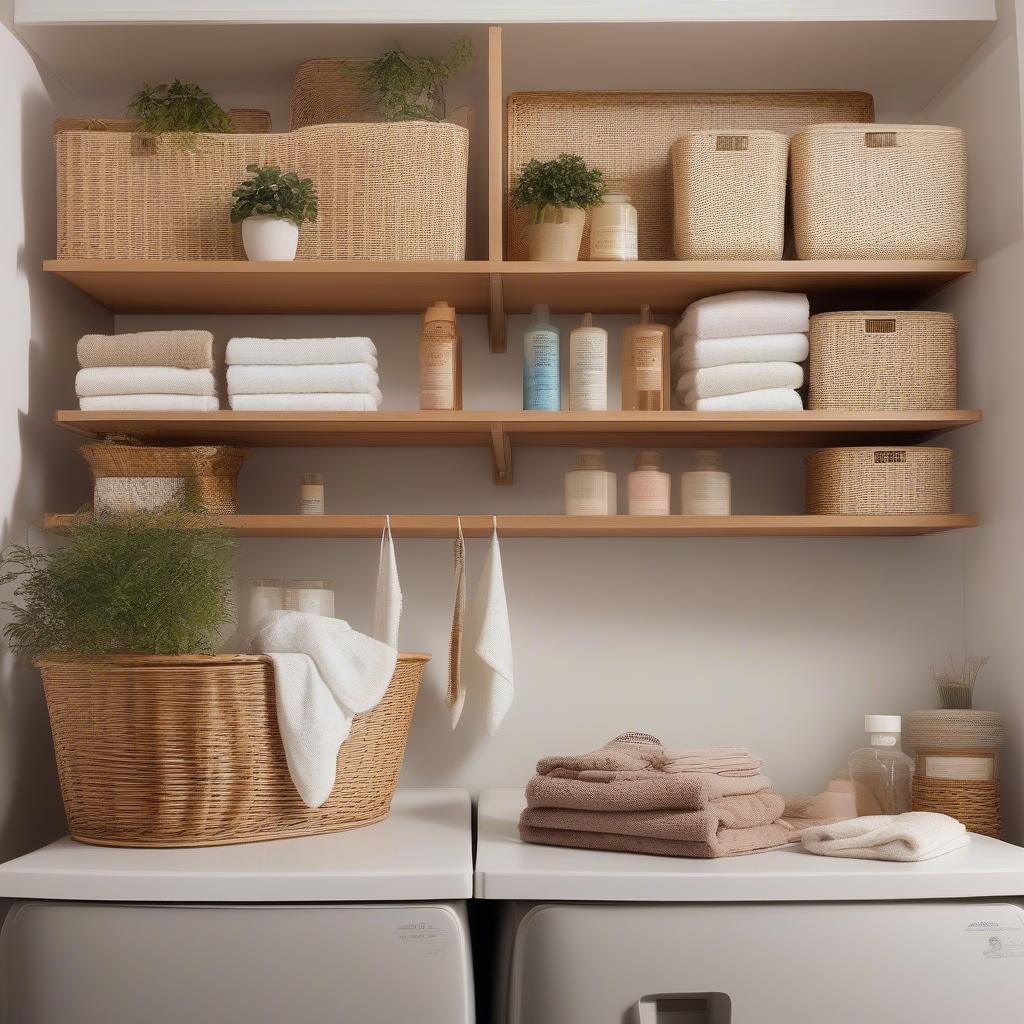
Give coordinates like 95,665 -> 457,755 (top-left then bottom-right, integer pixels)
0,789 -> 472,903
475,788 -> 1024,902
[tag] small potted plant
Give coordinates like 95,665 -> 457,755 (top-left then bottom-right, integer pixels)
230,163 -> 319,262
511,153 -> 606,262
127,79 -> 233,146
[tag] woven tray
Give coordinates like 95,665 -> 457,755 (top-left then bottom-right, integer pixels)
506,90 -> 874,260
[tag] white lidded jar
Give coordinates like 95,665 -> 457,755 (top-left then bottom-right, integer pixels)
569,313 -> 608,411
628,451 -> 671,516
848,714 -> 914,815
299,473 -> 324,515
565,450 -> 617,516
248,578 -> 283,630
283,579 -> 335,617
681,450 -> 731,515
589,193 -> 639,261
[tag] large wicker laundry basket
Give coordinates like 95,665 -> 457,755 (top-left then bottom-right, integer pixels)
38,652 -> 428,848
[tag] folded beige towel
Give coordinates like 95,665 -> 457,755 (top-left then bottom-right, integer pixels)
76,367 -> 217,397
677,361 -> 804,400
78,331 -> 214,370
801,812 -> 969,862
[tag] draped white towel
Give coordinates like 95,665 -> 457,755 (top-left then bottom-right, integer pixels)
227,363 -> 381,400
674,333 -> 809,371
79,394 -> 221,411
682,388 -> 804,412
678,291 -> 810,340
76,366 -> 217,397
678,361 -> 804,400
371,517 -> 402,651
229,393 -> 380,411
801,812 -> 969,862
251,611 -> 398,808
226,337 -> 378,367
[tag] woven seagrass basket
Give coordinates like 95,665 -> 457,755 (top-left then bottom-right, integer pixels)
38,653 -> 428,848
791,123 -> 967,259
806,447 -> 953,515
671,130 -> 788,259
80,444 -> 248,514
809,311 -> 957,411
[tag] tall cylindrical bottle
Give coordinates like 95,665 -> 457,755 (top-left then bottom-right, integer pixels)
628,451 -> 671,516
420,301 -> 462,410
569,313 -> 608,411
523,304 -> 561,411
621,304 -> 670,411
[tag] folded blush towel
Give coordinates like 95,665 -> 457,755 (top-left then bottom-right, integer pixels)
227,363 -> 381,401
677,362 -> 804,400
229,393 -> 380,412
226,337 -> 378,367
76,367 -> 217,398
800,812 -> 970,862
679,291 -> 810,340
674,333 -> 809,371
79,394 -> 221,411
77,330 -> 214,370
682,387 -> 804,412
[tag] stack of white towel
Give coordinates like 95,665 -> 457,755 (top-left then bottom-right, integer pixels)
226,337 -> 381,411
76,330 -> 219,411
673,291 -> 810,412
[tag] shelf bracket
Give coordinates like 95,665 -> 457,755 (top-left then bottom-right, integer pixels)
491,424 -> 513,485
488,272 -> 506,353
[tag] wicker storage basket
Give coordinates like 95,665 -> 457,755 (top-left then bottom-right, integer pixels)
55,121 -> 468,260
671,130 -> 788,259
506,90 -> 874,260
38,652 -> 428,848
806,446 -> 953,514
80,444 -> 247,514
791,123 -> 967,259
54,109 -> 272,135
809,311 -> 957,411
289,58 -> 376,128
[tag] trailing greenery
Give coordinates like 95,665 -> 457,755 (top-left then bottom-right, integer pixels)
0,507 -> 235,661
344,37 -> 474,122
511,154 -> 606,224
230,164 -> 319,226
127,80 -> 232,144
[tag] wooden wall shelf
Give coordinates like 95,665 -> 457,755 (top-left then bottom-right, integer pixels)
43,513 -> 978,538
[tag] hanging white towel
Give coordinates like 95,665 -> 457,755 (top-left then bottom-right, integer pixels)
447,518 -> 467,718
371,516 -> 402,650
252,611 -> 398,808
677,361 -> 804,400
801,812 -> 969,862
226,336 -> 378,367
673,333 -> 809,371
678,291 -> 810,340
455,521 -> 514,734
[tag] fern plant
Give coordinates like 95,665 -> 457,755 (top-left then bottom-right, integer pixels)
345,37 -> 474,122
1,507 -> 235,660
511,154 -> 606,224
230,164 -> 319,226
127,80 -> 232,145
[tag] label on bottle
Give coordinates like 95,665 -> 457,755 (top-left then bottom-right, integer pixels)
629,471 -> 670,516
590,227 -> 638,260
681,472 -> 731,515
523,329 -> 560,411
624,330 -> 664,411
569,331 -> 608,411
420,323 -> 456,410
299,484 -> 324,515
566,470 -> 614,515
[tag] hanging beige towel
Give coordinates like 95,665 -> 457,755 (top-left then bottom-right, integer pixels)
370,516 -> 402,650
77,330 -> 214,370
447,518 -> 466,716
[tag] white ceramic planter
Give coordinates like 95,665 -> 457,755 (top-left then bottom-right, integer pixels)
526,206 -> 586,261
241,214 -> 300,262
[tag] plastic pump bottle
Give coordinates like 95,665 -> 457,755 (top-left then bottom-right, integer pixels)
848,714 -> 914,815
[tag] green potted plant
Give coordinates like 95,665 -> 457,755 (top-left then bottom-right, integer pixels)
511,153 -> 606,262
230,163 -> 319,262
127,79 -> 233,146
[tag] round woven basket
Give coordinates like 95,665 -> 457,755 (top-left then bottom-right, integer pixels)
809,311 -> 957,411
80,444 -> 247,514
37,653 -> 428,848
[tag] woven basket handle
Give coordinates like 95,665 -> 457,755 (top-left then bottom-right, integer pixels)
865,131 -> 898,148
864,317 -> 897,333
873,450 -> 907,465
715,134 -> 749,152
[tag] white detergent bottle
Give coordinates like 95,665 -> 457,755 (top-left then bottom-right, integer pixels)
848,714 -> 914,815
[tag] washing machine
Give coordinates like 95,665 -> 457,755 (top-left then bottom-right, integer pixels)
477,788 -> 1024,1024
0,789 -> 475,1024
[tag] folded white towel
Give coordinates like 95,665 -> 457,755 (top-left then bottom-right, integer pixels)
682,388 -> 804,412
227,363 -> 381,401
252,611 -> 398,808
674,333 -> 809,371
228,393 -> 380,411
226,337 -> 378,367
801,812 -> 969,862
76,367 -> 217,397
678,361 -> 804,400
79,394 -> 221,411
678,291 -> 810,340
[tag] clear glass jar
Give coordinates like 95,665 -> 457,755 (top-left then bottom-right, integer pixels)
283,579 -> 336,617
589,193 -> 638,261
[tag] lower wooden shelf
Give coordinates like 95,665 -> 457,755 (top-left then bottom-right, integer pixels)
43,513 -> 978,538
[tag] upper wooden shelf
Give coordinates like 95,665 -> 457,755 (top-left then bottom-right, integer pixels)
44,259 -> 977,318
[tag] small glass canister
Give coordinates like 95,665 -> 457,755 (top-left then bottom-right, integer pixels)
283,579 -> 335,617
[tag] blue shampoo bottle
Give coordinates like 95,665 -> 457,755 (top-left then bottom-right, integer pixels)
523,304 -> 561,411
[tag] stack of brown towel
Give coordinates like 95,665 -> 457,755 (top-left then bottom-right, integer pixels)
518,732 -> 796,858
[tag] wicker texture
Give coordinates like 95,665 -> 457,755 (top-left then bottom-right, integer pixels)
913,752 -> 1001,838
54,109 -> 272,135
806,446 -> 953,515
38,653 -> 428,848
290,58 -> 377,128
671,130 -> 788,259
56,122 -> 468,260
506,91 -> 874,261
809,311 -> 957,411
79,445 -> 247,514
905,709 -> 1005,751
791,123 -> 967,259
